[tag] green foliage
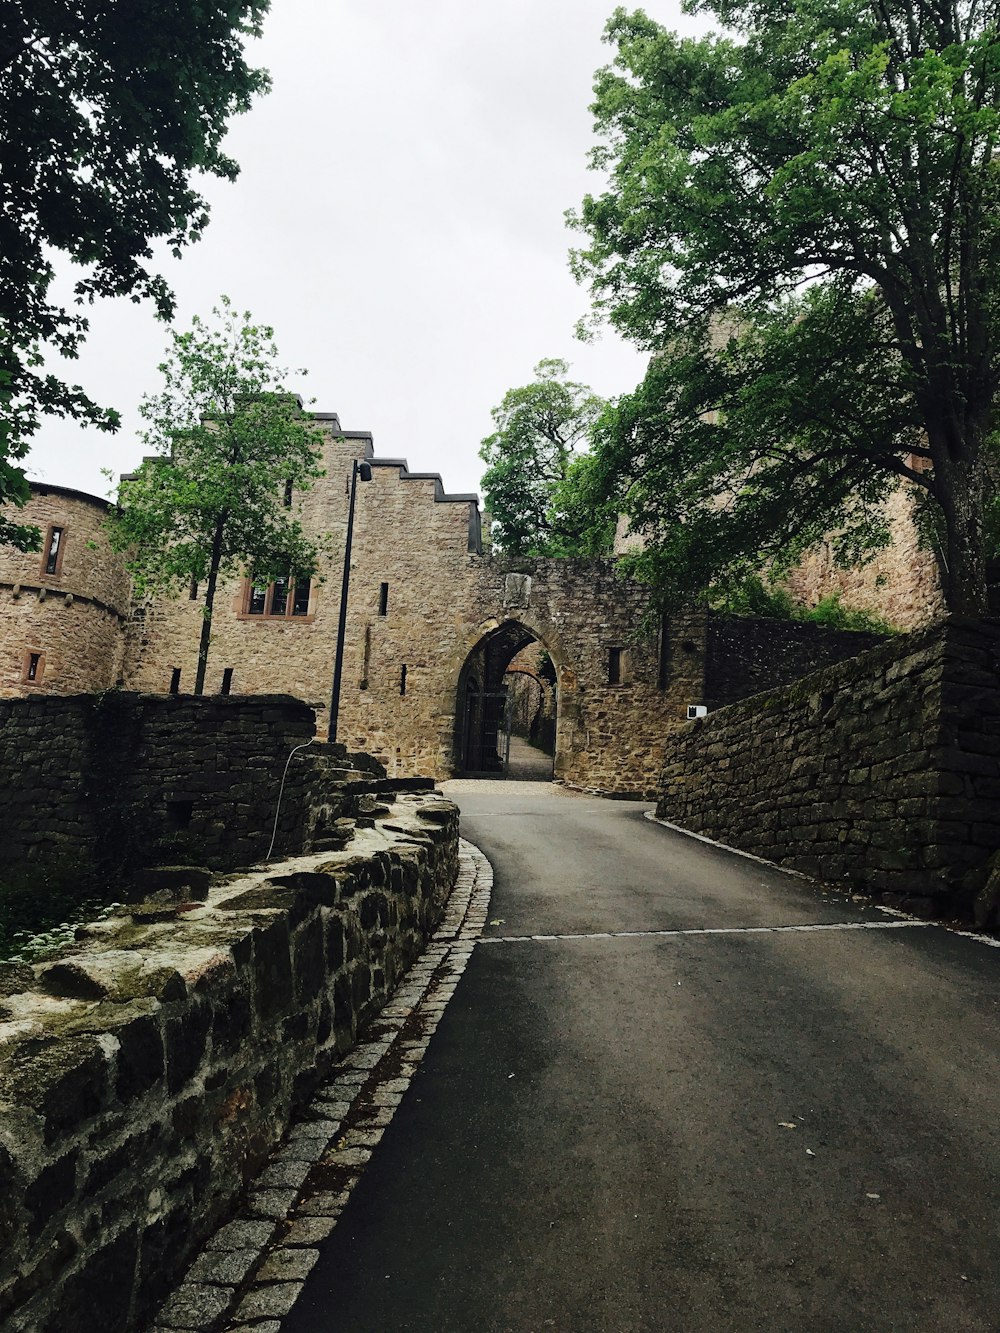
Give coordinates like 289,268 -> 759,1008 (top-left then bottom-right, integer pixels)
0,1 -> 270,546
713,576 -> 896,632
106,299 -> 327,692
712,576 -> 798,621
571,1 -> 1000,613
804,594 -> 895,634
479,359 -> 614,555
0,858 -> 119,963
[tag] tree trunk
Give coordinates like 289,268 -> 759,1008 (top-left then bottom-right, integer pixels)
194,517 -> 227,695
935,453 -> 988,615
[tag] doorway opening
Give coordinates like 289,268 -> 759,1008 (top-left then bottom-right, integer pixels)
455,622 -> 557,780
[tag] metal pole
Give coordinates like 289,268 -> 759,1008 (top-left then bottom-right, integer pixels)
329,459 -> 360,743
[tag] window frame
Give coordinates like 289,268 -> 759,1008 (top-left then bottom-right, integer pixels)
22,650 -> 45,685
240,575 -> 315,621
41,525 -> 66,577
607,645 -> 631,687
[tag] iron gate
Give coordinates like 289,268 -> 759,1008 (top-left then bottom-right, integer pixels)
462,686 -> 513,774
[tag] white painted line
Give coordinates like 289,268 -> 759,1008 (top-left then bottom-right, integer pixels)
643,810 -> 812,879
645,816 -> 1000,951
478,920 -> 931,945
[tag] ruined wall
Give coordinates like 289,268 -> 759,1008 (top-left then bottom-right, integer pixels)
0,694 -> 428,884
782,483 -> 945,631
0,486 -> 129,697
0,795 -> 458,1333
656,617 -> 1000,912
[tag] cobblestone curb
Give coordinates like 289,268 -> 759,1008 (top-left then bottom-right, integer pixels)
149,838 -> 493,1333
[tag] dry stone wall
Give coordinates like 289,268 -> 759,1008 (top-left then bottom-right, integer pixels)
0,795 -> 458,1333
656,616 -> 1000,914
705,613 -> 886,710
0,694 -> 434,890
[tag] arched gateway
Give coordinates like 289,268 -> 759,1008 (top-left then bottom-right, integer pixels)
454,619 -> 558,778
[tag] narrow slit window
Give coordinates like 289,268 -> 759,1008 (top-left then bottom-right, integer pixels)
26,652 -> 41,682
291,577 -> 311,616
189,576 -> 199,600
400,664 -> 407,696
378,582 -> 389,616
608,647 -> 623,686
43,527 -> 63,575
658,619 -> 670,691
169,667 -> 181,695
283,478 -> 293,508
220,668 -> 234,695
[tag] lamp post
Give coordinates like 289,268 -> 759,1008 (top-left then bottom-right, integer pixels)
329,457 -> 372,743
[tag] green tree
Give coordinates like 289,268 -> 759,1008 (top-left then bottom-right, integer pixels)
107,300 -> 326,695
479,358 -> 613,555
0,0 -> 270,550
570,2 -> 1000,613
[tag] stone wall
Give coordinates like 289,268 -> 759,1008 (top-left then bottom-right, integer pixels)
0,485 -> 130,698
0,693 -> 429,885
705,612 -> 886,710
2,421 -> 915,799
0,794 -> 458,1333
781,481 -> 946,631
122,418 -> 375,701
656,617 -> 1000,913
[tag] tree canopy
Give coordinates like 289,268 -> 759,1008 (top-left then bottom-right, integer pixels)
479,358 -> 614,556
107,299 -> 326,694
570,1 -> 1000,613
0,0 -> 270,550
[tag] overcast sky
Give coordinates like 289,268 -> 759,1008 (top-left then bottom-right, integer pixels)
29,0 -> 701,502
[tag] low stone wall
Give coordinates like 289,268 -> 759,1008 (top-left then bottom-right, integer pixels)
0,693 -> 426,885
0,793 -> 458,1333
656,616 -> 1000,914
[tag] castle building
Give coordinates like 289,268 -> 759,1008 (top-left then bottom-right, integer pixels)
1,413 -> 930,794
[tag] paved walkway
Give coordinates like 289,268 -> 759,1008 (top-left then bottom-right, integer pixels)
276,783 -> 999,1331
505,735 -> 553,781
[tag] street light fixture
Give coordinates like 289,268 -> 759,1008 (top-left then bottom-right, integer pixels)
329,457 -> 372,743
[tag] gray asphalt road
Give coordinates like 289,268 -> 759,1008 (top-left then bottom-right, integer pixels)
284,781 -> 1000,1333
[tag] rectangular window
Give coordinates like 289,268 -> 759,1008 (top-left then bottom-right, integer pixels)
169,667 -> 181,695
270,576 -> 289,617
378,582 -> 389,616
608,647 -> 623,686
43,527 -> 63,575
245,576 -> 312,619
283,478 -> 293,508
220,667 -> 234,696
189,577 -> 199,601
292,578 -> 311,616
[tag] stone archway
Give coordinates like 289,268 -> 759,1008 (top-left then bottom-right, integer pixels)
452,618 -> 564,779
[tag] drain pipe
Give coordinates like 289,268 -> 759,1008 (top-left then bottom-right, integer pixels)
265,738 -> 315,862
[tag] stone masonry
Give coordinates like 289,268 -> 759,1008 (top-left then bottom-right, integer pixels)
1,418 -> 891,797
0,693 -> 427,884
0,793 -> 459,1333
0,485 -> 129,696
656,616 -> 1000,915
